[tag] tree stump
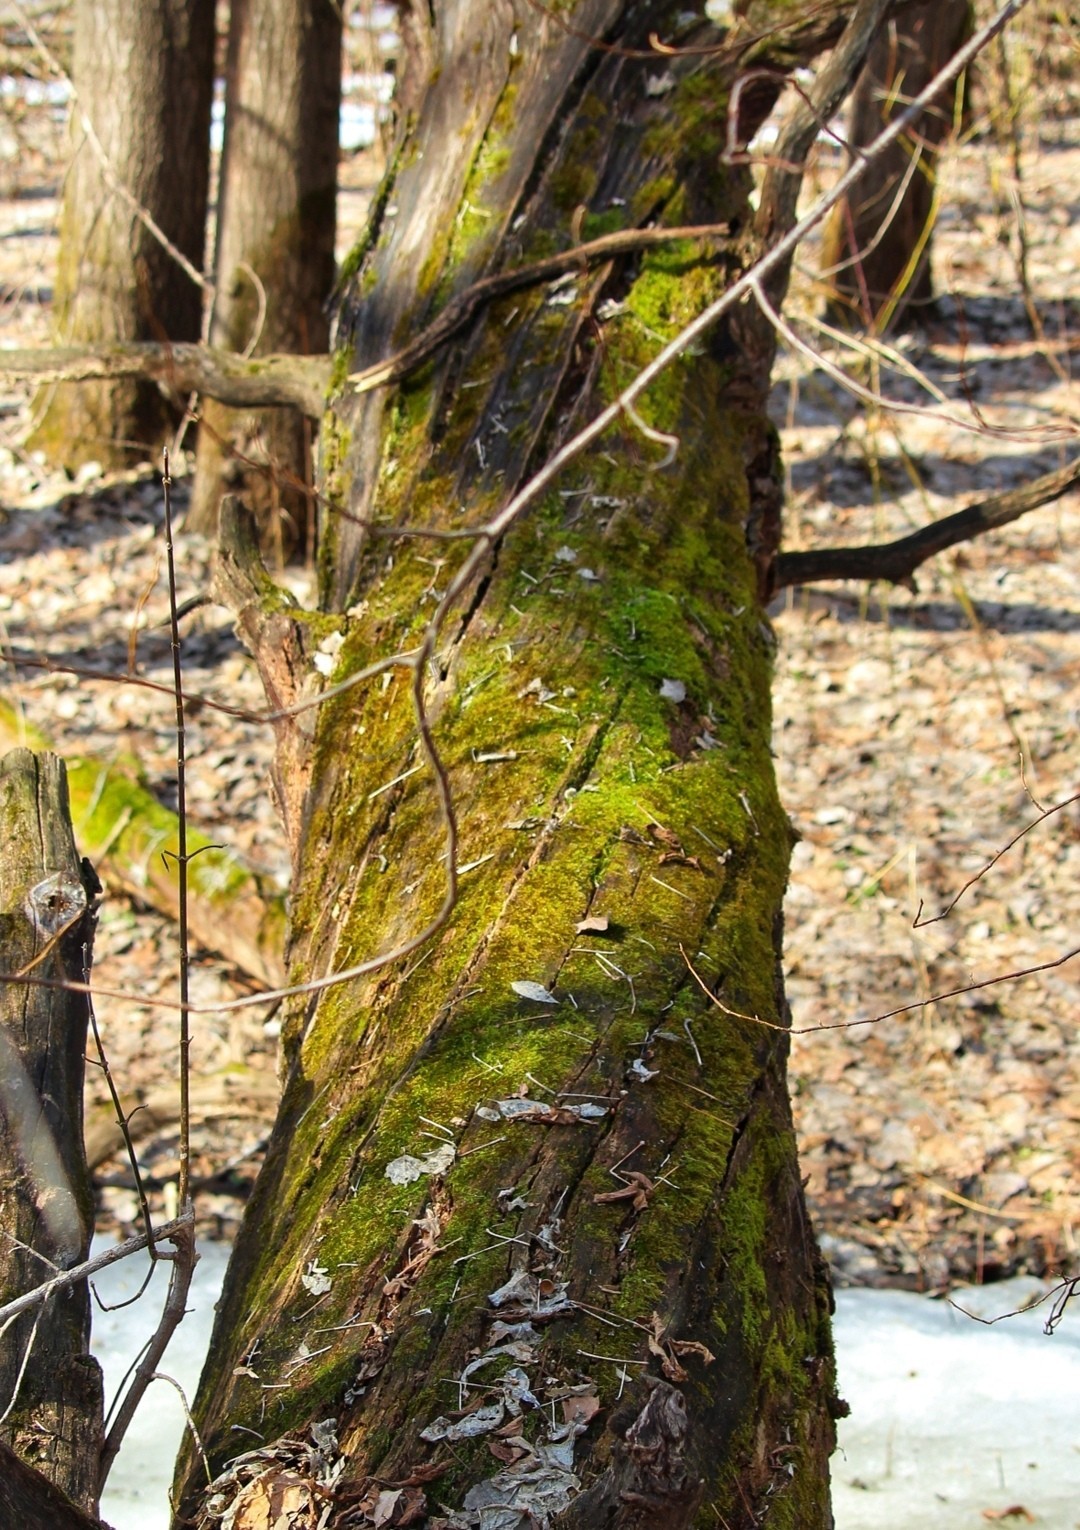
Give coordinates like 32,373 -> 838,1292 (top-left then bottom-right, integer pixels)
0,750 -> 103,1515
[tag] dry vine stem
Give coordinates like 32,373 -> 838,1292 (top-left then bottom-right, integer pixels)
93,456 -> 199,1494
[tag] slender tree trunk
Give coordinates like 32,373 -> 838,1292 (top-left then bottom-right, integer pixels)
186,0 -> 342,555
176,3 -> 865,1524
820,0 -> 972,330
0,751 -> 102,1514
29,0 -> 215,469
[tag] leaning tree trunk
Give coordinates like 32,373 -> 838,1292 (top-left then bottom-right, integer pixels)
176,3 -> 862,1525
186,0 -> 342,555
820,0 -> 971,330
0,752 -> 102,1517
29,0 -> 215,469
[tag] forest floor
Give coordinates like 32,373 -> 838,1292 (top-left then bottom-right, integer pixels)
0,51 -> 1077,1294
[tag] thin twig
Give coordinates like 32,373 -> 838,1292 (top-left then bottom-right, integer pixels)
682,942 -> 1079,1036
0,1215 -> 193,1327
85,973 -> 156,1254
162,452 -> 192,1211
913,790 -> 1080,927
347,223 -> 733,393
97,1214 -> 198,1492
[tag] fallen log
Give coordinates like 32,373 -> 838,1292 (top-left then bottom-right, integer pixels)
0,703 -> 286,987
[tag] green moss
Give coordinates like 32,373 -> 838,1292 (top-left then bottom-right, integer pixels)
629,175 -> 677,223
186,32 -> 839,1501
581,207 -> 629,240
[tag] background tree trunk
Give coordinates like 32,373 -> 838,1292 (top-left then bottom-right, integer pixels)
819,0 -> 972,330
28,0 -> 215,469
186,0 -> 342,556
0,751 -> 102,1514
176,3 -> 865,1524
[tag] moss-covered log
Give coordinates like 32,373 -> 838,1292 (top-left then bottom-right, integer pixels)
0,751 -> 102,1513
0,703 -> 285,987
177,3 -> 864,1525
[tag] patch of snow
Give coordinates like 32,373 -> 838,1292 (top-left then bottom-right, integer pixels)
832,1280 -> 1080,1529
93,1236 -> 233,1530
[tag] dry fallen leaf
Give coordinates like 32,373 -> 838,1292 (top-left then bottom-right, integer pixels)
658,850 -> 703,871
487,1437 -> 530,1465
561,1391 -> 601,1424
510,979 -> 559,1004
384,1141 -> 456,1184
593,1171 -> 654,1212
670,1337 -> 716,1365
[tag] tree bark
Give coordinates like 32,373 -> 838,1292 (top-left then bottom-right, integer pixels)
187,0 -> 342,555
0,751 -> 103,1513
28,0 -> 215,469
820,0 -> 972,330
175,3 -> 867,1524
0,1439 -> 114,1530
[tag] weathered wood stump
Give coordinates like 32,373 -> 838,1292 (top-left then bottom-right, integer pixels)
0,750 -> 104,1520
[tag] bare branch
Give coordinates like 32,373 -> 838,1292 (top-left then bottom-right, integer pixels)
0,344 -> 330,418
0,1214 -> 193,1328
96,1216 -> 197,1492
772,453 -> 1080,589
683,941 -> 1080,1037
913,790 -> 1080,927
754,0 -> 892,253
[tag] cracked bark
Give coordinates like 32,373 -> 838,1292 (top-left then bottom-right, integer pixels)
174,2 -> 875,1524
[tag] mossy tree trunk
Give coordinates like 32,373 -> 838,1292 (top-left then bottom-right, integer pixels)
0,751 -> 102,1517
820,0 -> 972,330
177,3 -> 865,1524
29,0 -> 215,469
187,0 -> 342,555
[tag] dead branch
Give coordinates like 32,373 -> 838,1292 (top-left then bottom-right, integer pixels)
913,789 -> 1080,927
96,1214 -> 197,1492
0,1215 -> 192,1328
0,343 -> 330,418
753,0 -> 892,255
772,453 -> 1080,590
